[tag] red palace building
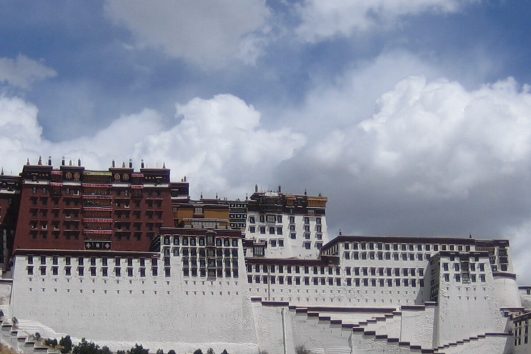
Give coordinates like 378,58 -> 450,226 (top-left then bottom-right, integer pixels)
12,157 -> 189,255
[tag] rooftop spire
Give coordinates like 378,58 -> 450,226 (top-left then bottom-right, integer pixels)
38,156 -> 42,165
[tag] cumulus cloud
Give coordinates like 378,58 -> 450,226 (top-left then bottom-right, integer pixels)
295,0 -> 475,42
104,0 -> 271,68
277,74 -> 531,282
0,55 -> 56,89
0,93 -> 304,198
133,94 -> 305,195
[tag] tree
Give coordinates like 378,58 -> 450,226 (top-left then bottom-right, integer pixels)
221,350 -> 229,354
101,347 -> 112,354
207,348 -> 215,354
59,336 -> 72,354
117,351 -> 126,354
156,349 -> 164,354
168,350 -> 176,354
73,338 -> 102,354
128,344 -> 148,354
193,350 -> 203,354
295,345 -> 311,354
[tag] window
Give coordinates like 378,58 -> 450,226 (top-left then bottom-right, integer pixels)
250,226 -> 256,233
276,227 -> 283,235
249,216 -> 255,224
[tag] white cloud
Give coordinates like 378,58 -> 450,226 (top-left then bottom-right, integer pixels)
295,0 -> 475,42
133,94 -> 305,195
104,0 -> 271,68
0,93 -> 304,199
0,54 -> 57,89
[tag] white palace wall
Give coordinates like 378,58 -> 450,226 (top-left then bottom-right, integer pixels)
434,254 -> 507,346
11,252 -> 258,354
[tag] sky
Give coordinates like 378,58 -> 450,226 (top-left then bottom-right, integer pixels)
1,0 -> 531,282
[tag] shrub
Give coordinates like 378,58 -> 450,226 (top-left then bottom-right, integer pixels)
207,349 -> 214,354
221,350 -> 229,354
156,349 -> 164,354
193,350 -> 203,354
295,345 -> 311,354
45,338 -> 58,348
59,336 -> 72,354
168,350 -> 176,354
117,351 -> 126,354
128,344 -> 148,354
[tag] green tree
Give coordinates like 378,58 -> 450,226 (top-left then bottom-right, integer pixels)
156,349 -> 164,354
128,344 -> 148,354
73,338 -> 101,354
101,346 -> 112,354
207,348 -> 214,354
117,351 -> 126,354
59,335 -> 72,353
168,350 -> 176,354
221,350 -> 228,354
193,350 -> 203,354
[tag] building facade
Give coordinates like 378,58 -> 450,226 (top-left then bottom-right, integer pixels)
0,161 -> 529,354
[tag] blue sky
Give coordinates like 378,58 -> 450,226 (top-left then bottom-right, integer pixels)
2,0 -> 531,281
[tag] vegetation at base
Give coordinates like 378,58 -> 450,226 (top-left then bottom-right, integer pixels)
60,336 -> 73,354
43,336 -> 232,354
295,345 -> 312,354
72,338 -> 111,354
0,343 -> 18,354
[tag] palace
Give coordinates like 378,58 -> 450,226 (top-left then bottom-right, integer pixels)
0,159 -> 529,354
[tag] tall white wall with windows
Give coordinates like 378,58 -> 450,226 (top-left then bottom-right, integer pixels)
11,232 -> 258,353
245,212 -> 328,259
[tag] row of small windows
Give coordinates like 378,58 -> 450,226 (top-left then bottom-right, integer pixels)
344,242 -> 472,252
27,265 -> 165,277
442,273 -> 486,283
344,251 -> 429,261
163,247 -> 238,258
162,235 -> 239,248
442,262 -> 486,272
27,255 -> 155,267
249,215 -> 321,225
247,264 -> 426,278
247,275 -> 424,288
